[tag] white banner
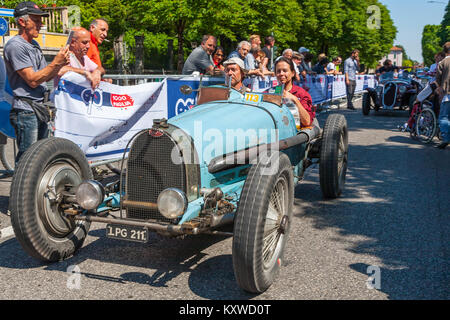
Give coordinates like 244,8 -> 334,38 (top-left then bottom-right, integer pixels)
54,72 -> 167,161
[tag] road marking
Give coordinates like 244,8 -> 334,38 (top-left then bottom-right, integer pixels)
0,226 -> 14,239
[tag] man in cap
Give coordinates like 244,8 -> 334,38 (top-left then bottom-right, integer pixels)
223,57 -> 248,92
4,1 -> 69,162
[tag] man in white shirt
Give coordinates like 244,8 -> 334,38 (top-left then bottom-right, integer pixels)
55,27 -> 102,89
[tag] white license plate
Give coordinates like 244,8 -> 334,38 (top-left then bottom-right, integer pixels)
106,224 -> 148,243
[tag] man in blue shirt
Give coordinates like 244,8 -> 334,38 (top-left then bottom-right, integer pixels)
344,49 -> 360,110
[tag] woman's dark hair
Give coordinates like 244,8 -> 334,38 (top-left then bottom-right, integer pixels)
213,46 -> 225,64
274,57 -> 296,73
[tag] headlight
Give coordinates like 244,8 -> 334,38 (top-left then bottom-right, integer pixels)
157,188 -> 188,219
398,86 -> 406,94
76,180 -> 105,210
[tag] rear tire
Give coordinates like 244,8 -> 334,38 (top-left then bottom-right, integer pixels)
233,152 -> 294,293
10,137 -> 92,262
319,114 -> 348,198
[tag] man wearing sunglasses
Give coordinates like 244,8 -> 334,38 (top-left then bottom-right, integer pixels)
3,1 -> 69,162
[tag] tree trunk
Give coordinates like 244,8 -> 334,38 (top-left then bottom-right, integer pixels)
167,39 -> 174,71
134,35 -> 144,74
176,20 -> 186,74
114,34 -> 125,72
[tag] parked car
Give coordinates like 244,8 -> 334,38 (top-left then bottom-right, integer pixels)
9,84 -> 349,293
362,71 -> 422,116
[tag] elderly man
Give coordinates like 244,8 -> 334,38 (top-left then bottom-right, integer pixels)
182,35 -> 217,75
4,1 -> 69,162
228,41 -> 264,78
55,27 -> 103,89
223,57 -> 248,92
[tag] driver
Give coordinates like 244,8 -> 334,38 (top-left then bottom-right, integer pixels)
223,57 -> 250,93
376,59 -> 399,76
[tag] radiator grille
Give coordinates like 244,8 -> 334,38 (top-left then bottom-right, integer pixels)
383,83 -> 397,108
124,130 -> 186,223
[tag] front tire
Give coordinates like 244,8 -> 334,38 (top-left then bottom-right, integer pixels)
362,92 -> 371,116
415,108 -> 437,143
232,152 -> 294,293
10,137 -> 92,262
319,114 -> 348,198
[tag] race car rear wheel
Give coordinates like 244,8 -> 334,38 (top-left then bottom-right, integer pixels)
362,92 -> 371,116
232,151 -> 294,293
319,114 -> 348,198
9,137 -> 92,262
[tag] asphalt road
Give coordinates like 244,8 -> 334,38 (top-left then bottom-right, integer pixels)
0,99 -> 448,301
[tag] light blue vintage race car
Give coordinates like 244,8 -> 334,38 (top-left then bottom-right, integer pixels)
10,84 -> 348,293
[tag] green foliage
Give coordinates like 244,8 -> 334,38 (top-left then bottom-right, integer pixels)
422,24 -> 443,66
438,0 -> 450,46
296,0 -> 396,68
3,0 -> 398,72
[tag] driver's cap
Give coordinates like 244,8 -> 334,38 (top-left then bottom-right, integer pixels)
223,57 -> 247,72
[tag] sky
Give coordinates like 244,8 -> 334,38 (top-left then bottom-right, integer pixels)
379,0 -> 447,63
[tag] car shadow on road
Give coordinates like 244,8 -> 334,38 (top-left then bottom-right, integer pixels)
0,225 -> 254,299
293,142 -> 449,300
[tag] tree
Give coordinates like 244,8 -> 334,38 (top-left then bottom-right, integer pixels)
422,25 -> 442,66
295,0 -> 396,68
438,0 -> 450,46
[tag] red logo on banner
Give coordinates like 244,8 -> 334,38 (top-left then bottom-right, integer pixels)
110,94 -> 134,108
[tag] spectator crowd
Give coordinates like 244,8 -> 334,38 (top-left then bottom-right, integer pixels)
2,0 -> 448,165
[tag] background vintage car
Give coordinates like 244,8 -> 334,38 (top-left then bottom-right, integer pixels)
362,71 -> 423,116
9,84 -> 348,293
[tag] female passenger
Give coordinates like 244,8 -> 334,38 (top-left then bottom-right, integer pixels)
212,46 -> 225,71
274,57 -> 315,127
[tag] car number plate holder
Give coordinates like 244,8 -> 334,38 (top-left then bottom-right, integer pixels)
106,224 -> 149,243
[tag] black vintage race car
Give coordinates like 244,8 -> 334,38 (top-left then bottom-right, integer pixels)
362,71 -> 423,116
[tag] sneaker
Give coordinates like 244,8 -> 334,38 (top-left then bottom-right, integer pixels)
398,123 -> 410,132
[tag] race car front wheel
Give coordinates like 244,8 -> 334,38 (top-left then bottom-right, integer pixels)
10,137 -> 92,262
232,151 -> 294,293
319,114 -> 348,198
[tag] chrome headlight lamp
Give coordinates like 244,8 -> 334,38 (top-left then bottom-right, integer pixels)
75,180 -> 105,210
398,86 -> 406,94
157,188 -> 188,219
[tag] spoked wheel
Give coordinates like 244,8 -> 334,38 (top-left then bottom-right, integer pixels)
10,137 -> 92,262
416,108 -> 437,143
233,152 -> 294,293
319,114 -> 348,198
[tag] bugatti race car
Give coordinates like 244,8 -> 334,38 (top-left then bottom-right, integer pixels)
9,84 -> 348,293
362,71 -> 423,116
